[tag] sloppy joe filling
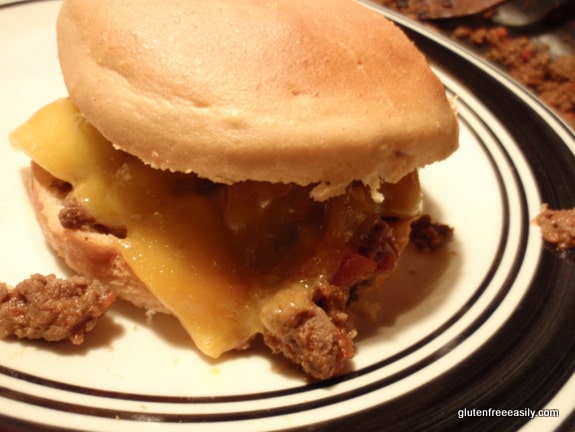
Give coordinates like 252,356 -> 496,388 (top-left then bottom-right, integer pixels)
11,98 -> 422,378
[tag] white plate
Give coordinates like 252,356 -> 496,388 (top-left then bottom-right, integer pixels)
1,1 -> 574,430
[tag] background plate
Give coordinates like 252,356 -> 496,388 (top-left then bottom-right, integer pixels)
1,1 -> 574,431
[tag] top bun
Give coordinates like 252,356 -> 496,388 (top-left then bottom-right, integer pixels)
56,0 -> 458,200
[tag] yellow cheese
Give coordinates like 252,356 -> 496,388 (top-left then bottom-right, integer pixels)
11,99 -> 261,357
10,98 -> 421,358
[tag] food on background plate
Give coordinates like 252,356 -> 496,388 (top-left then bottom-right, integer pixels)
6,0 -> 458,379
375,1 -> 575,129
533,204 -> 575,249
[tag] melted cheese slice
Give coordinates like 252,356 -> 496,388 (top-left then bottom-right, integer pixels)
11,99 -> 263,357
10,98 -> 421,358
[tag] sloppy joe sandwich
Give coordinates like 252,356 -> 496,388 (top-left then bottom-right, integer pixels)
9,0 -> 458,379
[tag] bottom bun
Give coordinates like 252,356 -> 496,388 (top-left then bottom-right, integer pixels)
28,162 -> 170,314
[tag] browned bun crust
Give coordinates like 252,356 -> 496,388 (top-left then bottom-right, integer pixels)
28,163 -> 171,314
56,0 -> 458,200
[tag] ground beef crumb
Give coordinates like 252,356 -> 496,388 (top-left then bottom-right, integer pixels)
0,274 -> 116,345
260,285 -> 355,380
58,194 -> 97,230
410,215 -> 454,253
262,299 -> 353,380
58,194 -> 127,239
533,204 -> 575,249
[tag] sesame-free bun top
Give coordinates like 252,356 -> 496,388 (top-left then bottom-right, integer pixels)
56,0 -> 458,200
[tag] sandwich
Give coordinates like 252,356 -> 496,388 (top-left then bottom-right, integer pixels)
8,0 -> 458,380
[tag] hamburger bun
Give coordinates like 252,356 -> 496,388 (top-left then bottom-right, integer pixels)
56,0 -> 458,200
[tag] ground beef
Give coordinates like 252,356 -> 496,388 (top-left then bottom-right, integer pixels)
261,274 -> 359,380
261,287 -> 354,380
410,215 -> 454,253
533,204 -> 575,249
452,25 -> 575,127
373,0 -> 436,19
374,1 -> 575,129
58,194 -> 97,230
539,56 -> 575,125
58,194 -> 127,238
260,217 -> 401,379
357,218 -> 401,270
331,218 -> 400,290
312,282 -> 352,328
0,274 -> 116,345
263,307 -> 351,380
